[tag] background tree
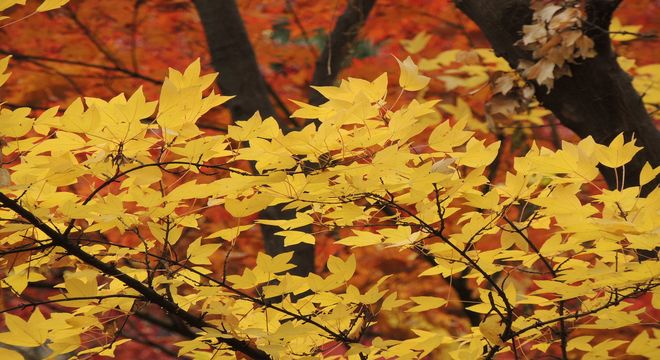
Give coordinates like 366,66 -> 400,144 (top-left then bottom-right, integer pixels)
454,0 -> 659,194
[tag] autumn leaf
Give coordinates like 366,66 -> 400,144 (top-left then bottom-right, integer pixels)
610,17 -> 642,42
596,133 -> 642,168
396,56 -> 430,91
406,296 -> 447,312
400,31 -> 431,54
187,238 -> 221,265
479,316 -> 505,346
0,309 -> 49,347
36,0 -> 69,12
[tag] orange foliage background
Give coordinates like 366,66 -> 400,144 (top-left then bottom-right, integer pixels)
0,0 -> 658,358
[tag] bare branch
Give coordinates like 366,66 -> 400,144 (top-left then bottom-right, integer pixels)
0,192 -> 271,359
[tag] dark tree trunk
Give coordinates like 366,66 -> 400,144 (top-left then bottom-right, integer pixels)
454,0 -> 660,195
193,0 -> 276,121
193,0 -> 379,277
309,0 -> 377,106
193,0 -> 315,276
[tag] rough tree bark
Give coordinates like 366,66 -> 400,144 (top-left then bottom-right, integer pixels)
193,0 -> 378,277
454,0 -> 660,195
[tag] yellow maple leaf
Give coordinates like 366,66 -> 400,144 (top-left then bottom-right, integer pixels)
0,309 -> 49,347
406,296 -> 447,312
207,224 -> 254,241
610,17 -> 643,42
224,192 -> 273,217
36,0 -> 69,13
275,230 -> 315,246
479,316 -> 505,346
327,254 -> 356,281
639,162 -> 660,186
187,237 -> 221,265
0,107 -> 32,137
596,133 -> 642,169
400,31 -> 432,54
396,56 -> 430,91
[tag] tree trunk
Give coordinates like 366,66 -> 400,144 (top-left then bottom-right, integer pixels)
193,0 -> 315,276
309,0 -> 377,106
193,0 -> 276,120
454,0 -> 660,195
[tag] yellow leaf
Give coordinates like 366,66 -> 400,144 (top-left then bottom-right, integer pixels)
625,233 -> 657,251
0,348 -> 23,360
256,252 -> 296,274
464,189 -> 500,210
336,230 -> 383,248
400,31 -> 432,54
36,0 -> 69,12
228,112 -> 280,141
627,330 -> 660,357
428,117 -> 474,152
256,212 -> 313,230
0,107 -> 32,137
3,267 -> 46,294
0,309 -> 49,347
479,316 -> 505,346
327,254 -> 356,281
207,224 -> 254,241
396,56 -> 430,91
418,49 -> 461,71
169,135 -> 228,164
640,162 -> 659,186
567,336 -> 594,352
451,138 -> 501,168
440,98 -> 487,132
187,238 -> 221,265
596,133 -> 642,168
290,99 -> 334,119
225,192 -> 273,217
49,274 -> 99,307
275,230 -> 315,246
380,292 -> 410,311
406,296 -> 447,312
122,164 -> 162,187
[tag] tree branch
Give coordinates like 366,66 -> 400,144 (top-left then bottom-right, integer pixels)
63,6 -> 126,69
0,192 -> 270,359
0,48 -> 162,84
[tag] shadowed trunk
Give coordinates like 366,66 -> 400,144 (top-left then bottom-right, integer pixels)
309,0 -> 377,106
192,0 -> 488,323
193,0 -> 379,277
454,0 -> 660,195
193,0 -> 315,276
193,0 -> 276,120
